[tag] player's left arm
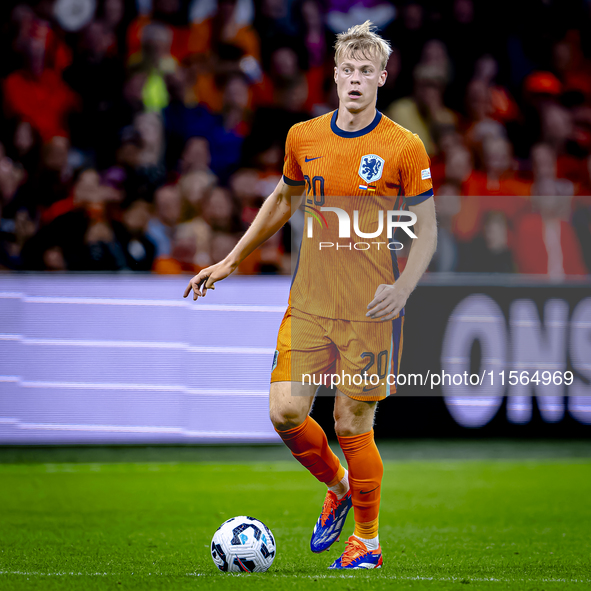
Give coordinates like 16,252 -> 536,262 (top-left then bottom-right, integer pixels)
366,197 -> 437,321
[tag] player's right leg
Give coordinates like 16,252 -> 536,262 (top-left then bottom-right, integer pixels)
269,305 -> 352,553
269,382 -> 352,553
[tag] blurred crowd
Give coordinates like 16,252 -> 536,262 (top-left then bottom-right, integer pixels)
0,0 -> 590,277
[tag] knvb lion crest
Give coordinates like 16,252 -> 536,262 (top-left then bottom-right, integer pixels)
358,154 -> 385,183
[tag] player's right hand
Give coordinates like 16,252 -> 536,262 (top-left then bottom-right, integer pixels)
183,260 -> 236,301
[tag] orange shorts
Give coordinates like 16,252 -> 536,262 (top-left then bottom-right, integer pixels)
271,305 -> 404,402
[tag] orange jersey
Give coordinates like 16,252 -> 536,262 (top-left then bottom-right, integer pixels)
283,110 -> 433,322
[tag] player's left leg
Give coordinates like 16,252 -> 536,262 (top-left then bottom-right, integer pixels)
326,314 -> 403,568
329,395 -> 383,569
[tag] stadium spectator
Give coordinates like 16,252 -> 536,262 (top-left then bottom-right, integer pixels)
472,55 -> 520,126
513,196 -> 587,277
134,111 -> 168,196
146,183 -> 182,258
151,184 -> 243,273
130,22 -> 179,112
460,211 -> 515,273
552,30 -> 591,100
202,75 -> 250,178
376,46 -> 402,111
430,191 -> 461,272
179,169 -> 217,222
0,206 -> 36,270
441,144 -> 473,194
530,143 -> 574,197
9,135 -> 72,221
0,147 -> 26,211
20,167 -> 124,271
384,1 -> 431,97
254,0 -> 300,57
127,0 -> 190,63
572,195 -> 591,273
210,231 -> 239,265
189,0 -> 261,62
253,46 -> 309,110
113,199 -> 156,271
463,136 -> 530,196
300,0 -> 330,110
463,79 -> 507,152
386,63 -> 457,156
171,170 -> 218,270
180,137 -> 213,176
3,36 -> 80,143
162,67 -> 217,168
5,3 -> 73,75
452,138 -> 531,243
443,0 -> 491,108
201,186 -> 239,234
63,20 -> 126,164
5,120 -> 43,175
96,0 -> 134,59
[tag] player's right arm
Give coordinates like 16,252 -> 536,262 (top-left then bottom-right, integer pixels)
183,179 -> 304,300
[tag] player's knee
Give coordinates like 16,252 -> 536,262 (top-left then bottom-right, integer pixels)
269,406 -> 306,431
333,418 -> 357,438
333,402 -> 375,437
333,410 -> 354,437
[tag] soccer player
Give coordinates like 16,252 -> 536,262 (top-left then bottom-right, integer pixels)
184,21 -> 437,569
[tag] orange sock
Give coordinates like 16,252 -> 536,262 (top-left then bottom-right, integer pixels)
338,429 -> 383,539
277,416 -> 344,485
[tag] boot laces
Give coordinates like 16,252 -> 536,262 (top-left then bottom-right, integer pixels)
340,536 -> 367,566
320,491 -> 339,526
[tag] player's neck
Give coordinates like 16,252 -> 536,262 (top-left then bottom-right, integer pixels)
335,105 -> 376,133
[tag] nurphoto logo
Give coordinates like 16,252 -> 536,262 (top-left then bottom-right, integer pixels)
305,207 -> 418,250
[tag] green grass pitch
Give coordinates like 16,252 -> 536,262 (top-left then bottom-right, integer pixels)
0,441 -> 590,590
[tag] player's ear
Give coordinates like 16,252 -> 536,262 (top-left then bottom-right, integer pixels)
334,66 -> 338,82
378,70 -> 388,87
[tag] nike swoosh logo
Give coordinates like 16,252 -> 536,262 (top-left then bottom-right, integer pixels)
305,156 -> 322,162
360,486 -> 379,495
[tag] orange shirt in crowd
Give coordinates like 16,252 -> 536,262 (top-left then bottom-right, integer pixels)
462,171 -> 532,198
453,185 -> 531,243
188,19 -> 260,62
126,15 -> 191,62
3,69 -> 80,142
513,214 -> 588,276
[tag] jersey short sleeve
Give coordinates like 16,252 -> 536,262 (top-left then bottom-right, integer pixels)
282,125 -> 305,186
400,134 -> 434,206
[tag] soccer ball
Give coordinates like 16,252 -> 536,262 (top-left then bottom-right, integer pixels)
210,516 -> 276,573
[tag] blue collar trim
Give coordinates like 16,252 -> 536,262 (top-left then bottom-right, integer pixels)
330,110 -> 382,138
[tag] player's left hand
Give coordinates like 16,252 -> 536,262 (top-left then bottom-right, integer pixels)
366,283 -> 410,321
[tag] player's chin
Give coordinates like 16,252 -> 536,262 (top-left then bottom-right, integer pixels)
343,97 -> 369,112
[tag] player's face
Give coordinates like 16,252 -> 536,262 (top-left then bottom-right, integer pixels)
334,54 -> 387,113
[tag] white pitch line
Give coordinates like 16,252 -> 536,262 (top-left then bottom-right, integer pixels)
3,377 -> 270,396
1,335 -> 275,354
7,421 -> 276,439
20,296 -> 286,312
0,571 -> 588,584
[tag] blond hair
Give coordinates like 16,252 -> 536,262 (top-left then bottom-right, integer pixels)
334,20 -> 392,70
